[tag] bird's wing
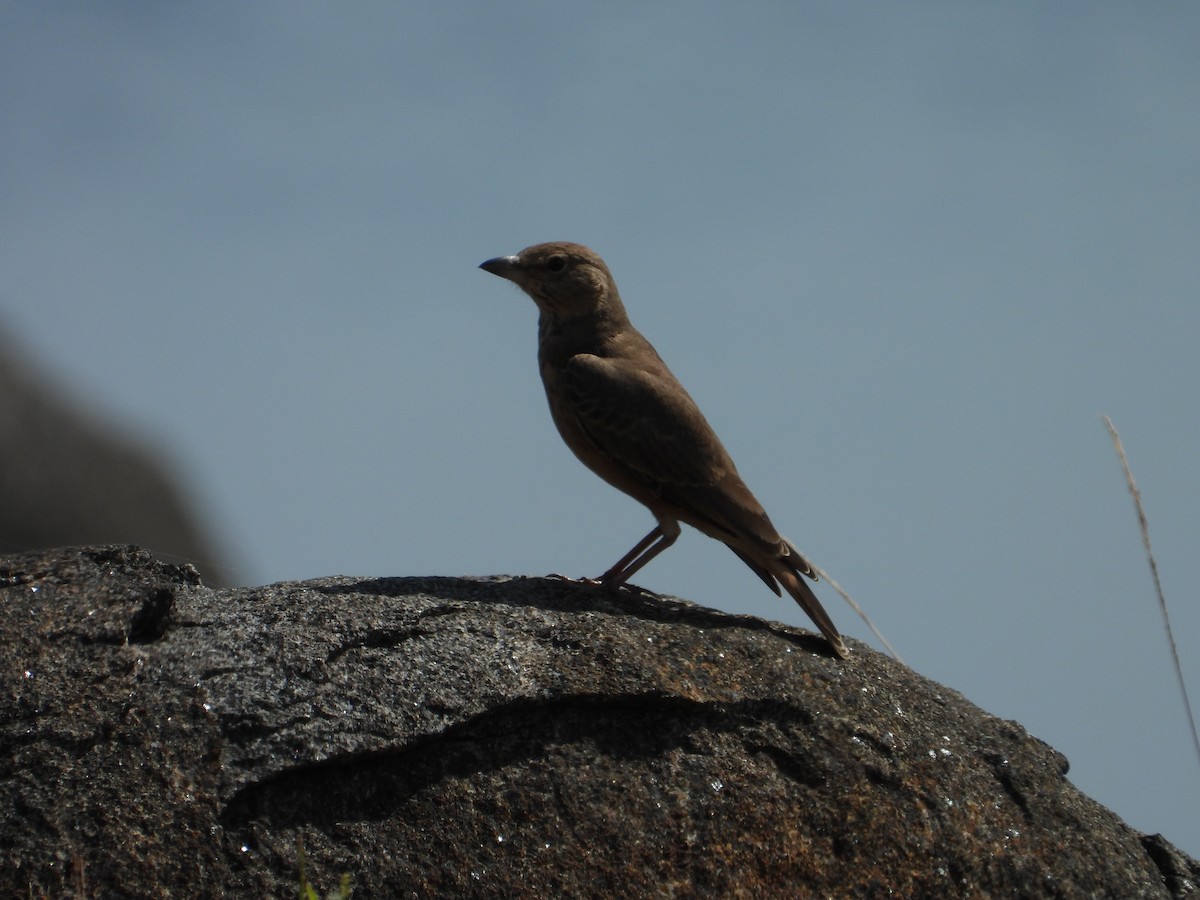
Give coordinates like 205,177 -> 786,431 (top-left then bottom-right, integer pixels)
561,352 -> 732,488
561,352 -> 785,554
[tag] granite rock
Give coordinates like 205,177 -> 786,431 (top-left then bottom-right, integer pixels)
1,545 -> 1195,897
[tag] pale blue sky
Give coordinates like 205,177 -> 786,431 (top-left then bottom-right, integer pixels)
3,2 -> 1198,856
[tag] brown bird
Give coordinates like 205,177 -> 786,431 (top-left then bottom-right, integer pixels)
479,242 -> 848,658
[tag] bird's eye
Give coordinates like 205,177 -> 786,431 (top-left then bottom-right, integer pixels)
546,255 -> 567,273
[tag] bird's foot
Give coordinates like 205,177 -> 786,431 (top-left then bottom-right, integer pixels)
545,572 -> 596,586
594,575 -> 660,599
618,582 -> 660,599
544,573 -> 659,599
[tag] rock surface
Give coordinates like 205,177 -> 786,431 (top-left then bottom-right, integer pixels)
2,545 -> 1196,898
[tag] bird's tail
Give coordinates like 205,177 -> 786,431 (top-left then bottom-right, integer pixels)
729,539 -> 848,658
775,555 -> 849,659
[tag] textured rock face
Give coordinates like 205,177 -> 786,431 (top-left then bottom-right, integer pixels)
1,546 -> 1196,897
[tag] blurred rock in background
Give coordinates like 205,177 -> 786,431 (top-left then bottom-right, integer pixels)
0,323 -> 235,585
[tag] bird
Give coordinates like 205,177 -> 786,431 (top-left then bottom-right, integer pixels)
479,242 -> 848,658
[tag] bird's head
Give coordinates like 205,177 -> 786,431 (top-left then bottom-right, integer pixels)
479,242 -> 623,321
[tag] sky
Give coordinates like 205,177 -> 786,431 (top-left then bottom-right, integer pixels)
2,2 -> 1198,858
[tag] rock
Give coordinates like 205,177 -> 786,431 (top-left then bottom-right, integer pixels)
0,325 -> 233,585
1,545 -> 1195,897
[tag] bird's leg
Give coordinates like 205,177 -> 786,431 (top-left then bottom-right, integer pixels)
543,527 -> 661,589
598,519 -> 681,589
594,526 -> 661,584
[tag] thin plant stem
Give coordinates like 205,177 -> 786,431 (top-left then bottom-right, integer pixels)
1103,415 -> 1200,772
810,562 -> 903,664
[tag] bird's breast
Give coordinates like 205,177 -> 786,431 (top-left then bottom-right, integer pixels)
538,356 -> 665,511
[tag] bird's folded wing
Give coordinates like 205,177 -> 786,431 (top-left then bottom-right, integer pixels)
561,353 -> 786,556
562,352 -> 732,489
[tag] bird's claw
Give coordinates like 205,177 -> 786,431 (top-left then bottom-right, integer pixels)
623,583 -> 660,599
545,573 -> 609,589
545,572 -> 591,585
544,573 -> 659,599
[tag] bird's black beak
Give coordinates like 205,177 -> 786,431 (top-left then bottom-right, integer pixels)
479,255 -> 519,279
